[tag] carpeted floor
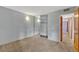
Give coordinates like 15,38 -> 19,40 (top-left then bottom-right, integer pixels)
0,35 -> 73,52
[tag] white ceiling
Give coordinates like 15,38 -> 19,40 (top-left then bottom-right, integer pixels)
4,6 -> 72,16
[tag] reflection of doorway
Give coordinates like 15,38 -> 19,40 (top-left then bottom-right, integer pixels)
60,13 -> 74,51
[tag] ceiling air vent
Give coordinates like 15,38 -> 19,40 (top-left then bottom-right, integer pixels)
64,8 -> 70,12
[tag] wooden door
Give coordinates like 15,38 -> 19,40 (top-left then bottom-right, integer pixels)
74,7 -> 79,51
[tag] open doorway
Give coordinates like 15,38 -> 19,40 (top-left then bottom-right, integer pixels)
60,13 -> 74,51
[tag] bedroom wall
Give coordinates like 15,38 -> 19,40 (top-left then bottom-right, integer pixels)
48,7 -> 74,41
0,6 -> 39,45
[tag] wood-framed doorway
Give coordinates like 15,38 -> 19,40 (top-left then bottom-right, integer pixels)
59,13 -> 74,51
60,7 -> 79,52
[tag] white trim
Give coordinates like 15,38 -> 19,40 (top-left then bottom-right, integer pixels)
0,33 -> 39,45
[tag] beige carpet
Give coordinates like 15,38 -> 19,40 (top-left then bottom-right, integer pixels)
0,35 -> 73,52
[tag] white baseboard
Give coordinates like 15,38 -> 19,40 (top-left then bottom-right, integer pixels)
0,38 -> 18,45
0,33 -> 39,46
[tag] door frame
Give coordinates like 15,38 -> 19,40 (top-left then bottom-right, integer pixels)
74,7 -> 79,51
60,16 -> 63,42
60,13 -> 74,42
